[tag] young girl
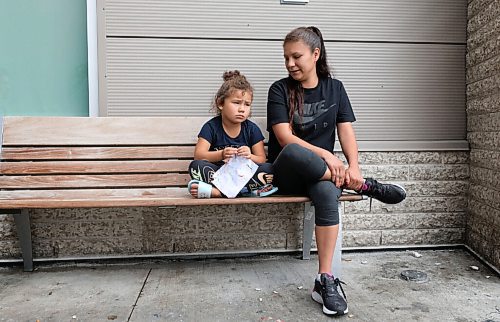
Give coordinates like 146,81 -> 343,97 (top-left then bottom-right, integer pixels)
188,70 -> 276,198
267,27 -> 406,316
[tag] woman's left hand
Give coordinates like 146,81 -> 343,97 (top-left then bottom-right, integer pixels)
344,166 -> 363,191
237,146 -> 252,159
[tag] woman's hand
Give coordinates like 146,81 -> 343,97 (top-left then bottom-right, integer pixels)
344,166 -> 363,191
323,152 -> 346,188
236,146 -> 252,159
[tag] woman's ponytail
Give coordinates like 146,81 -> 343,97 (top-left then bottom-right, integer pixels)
306,26 -> 330,79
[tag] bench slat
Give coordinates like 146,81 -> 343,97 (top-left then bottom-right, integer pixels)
0,173 -> 190,189
2,116 -> 267,146
0,188 -> 312,208
2,117 -> 199,145
0,160 -> 191,174
0,146 -> 195,160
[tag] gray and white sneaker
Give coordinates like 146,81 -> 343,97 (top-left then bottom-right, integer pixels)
311,274 -> 348,316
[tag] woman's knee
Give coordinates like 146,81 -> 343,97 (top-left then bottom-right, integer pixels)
280,143 -> 307,160
277,143 -> 318,168
308,181 -> 342,226
308,181 -> 342,201
274,144 -> 327,182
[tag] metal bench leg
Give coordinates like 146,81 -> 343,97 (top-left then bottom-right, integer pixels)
332,202 -> 343,279
302,202 -> 314,260
13,209 -> 33,272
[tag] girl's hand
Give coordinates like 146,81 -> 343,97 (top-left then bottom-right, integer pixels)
323,152 -> 346,188
222,147 -> 237,162
236,146 -> 252,159
344,166 -> 363,190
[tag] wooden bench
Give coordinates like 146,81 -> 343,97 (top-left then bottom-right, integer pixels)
0,116 -> 364,272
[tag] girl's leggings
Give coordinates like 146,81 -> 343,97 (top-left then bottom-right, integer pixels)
272,143 -> 341,226
188,160 -> 274,193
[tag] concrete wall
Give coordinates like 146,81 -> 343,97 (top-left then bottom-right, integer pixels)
465,0 -> 500,268
0,151 -> 468,260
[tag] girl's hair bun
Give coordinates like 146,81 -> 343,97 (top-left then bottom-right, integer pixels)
222,70 -> 243,81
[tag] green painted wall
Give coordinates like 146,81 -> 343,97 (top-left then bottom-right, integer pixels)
0,1 -> 88,116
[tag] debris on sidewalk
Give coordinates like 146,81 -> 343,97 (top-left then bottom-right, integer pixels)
361,260 -> 368,264
255,288 -> 262,291
412,251 -> 422,258
297,286 -> 303,290
470,265 -> 479,271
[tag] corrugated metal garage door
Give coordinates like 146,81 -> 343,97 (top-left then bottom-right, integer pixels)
98,0 -> 467,148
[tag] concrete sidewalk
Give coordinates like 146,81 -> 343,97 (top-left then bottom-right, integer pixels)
0,249 -> 499,322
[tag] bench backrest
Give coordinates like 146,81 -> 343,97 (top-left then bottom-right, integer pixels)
0,116 -> 267,191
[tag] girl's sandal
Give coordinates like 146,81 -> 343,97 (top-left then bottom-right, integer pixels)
187,180 -> 213,199
242,184 -> 279,197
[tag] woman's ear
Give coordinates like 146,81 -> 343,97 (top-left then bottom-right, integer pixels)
313,47 -> 320,62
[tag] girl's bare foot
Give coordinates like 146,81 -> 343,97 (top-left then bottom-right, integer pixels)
189,183 -> 222,198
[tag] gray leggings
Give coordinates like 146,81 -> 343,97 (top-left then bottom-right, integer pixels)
272,143 -> 341,226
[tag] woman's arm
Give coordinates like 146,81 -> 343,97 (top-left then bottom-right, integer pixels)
272,123 -> 346,187
337,122 -> 363,190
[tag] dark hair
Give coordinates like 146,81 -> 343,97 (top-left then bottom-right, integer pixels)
283,26 -> 330,129
212,70 -> 254,115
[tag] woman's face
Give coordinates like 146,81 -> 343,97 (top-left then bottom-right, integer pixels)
283,40 -> 320,85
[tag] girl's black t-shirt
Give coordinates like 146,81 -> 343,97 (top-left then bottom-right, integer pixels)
266,76 -> 356,162
198,115 -> 265,152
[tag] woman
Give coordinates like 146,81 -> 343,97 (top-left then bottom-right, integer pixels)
267,26 -> 406,316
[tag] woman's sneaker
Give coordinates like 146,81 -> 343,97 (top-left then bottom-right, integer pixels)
311,273 -> 348,316
361,178 -> 407,204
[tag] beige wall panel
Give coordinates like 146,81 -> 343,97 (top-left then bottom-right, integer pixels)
105,0 -> 466,43
105,38 -> 466,141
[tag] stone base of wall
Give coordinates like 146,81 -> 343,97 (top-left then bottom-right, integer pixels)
0,151 -> 469,261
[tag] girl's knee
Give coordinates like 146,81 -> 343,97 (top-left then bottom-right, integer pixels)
189,160 -> 205,168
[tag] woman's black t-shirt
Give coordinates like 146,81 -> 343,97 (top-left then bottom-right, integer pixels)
266,76 -> 356,162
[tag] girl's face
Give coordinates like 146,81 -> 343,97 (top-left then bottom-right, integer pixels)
283,40 -> 320,85
219,89 -> 252,124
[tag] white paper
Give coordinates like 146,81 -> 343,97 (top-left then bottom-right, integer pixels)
212,156 -> 258,198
